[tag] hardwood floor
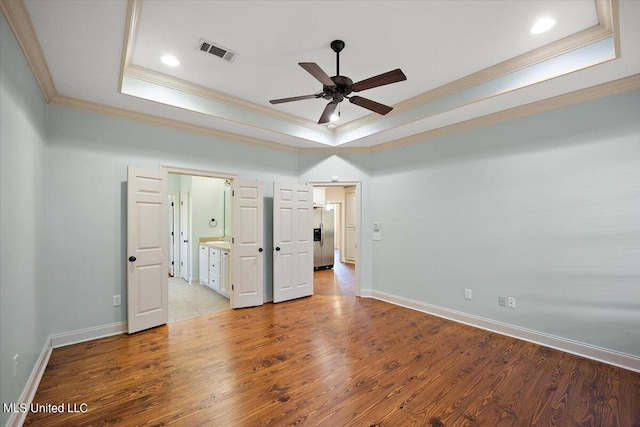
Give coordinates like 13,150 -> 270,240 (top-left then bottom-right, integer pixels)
25,293 -> 639,426
313,250 -> 355,296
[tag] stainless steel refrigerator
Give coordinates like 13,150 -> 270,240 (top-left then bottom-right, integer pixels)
313,207 -> 335,270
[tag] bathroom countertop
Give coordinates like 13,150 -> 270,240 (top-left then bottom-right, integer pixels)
203,241 -> 231,251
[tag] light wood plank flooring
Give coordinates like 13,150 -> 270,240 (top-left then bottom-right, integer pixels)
25,293 -> 639,426
313,250 -> 355,296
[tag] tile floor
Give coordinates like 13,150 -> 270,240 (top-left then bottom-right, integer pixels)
168,277 -> 229,323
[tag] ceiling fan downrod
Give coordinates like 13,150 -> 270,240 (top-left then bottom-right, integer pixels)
331,40 -> 345,76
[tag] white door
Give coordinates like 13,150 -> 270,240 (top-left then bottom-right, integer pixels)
180,191 -> 190,281
231,180 -> 264,308
273,183 -> 313,303
127,166 -> 169,333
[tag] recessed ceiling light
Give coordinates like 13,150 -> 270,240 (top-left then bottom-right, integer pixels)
161,55 -> 180,67
327,123 -> 336,130
530,17 -> 556,34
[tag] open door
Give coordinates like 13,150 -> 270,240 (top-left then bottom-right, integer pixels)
231,180 -> 264,308
127,166 -> 169,333
273,183 -> 313,303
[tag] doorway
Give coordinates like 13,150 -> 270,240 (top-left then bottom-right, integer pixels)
167,169 -> 234,322
309,182 -> 362,297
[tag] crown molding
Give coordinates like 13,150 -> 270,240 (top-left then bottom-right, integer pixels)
49,94 -> 299,153
121,1 -> 331,137
336,0 -> 618,136
123,65 -> 332,136
0,0 -> 56,102
298,146 -> 373,155
118,0 -> 142,92
371,73 -> 640,153
4,0 -> 635,157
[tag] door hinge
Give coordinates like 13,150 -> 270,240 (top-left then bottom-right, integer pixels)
232,237 -> 234,244
232,284 -> 234,291
171,202 -> 174,206
232,190 -> 234,197
171,261 -> 174,265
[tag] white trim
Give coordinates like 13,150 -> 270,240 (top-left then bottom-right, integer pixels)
50,322 -> 127,348
5,337 -> 53,427
358,288 -> 373,298
369,290 -> 640,373
161,165 -> 236,180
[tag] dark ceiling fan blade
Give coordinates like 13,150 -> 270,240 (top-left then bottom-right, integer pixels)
318,102 -> 338,124
269,94 -> 320,104
349,96 -> 393,115
352,69 -> 407,92
299,62 -> 336,88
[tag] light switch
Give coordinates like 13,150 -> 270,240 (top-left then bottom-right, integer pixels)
372,232 -> 381,241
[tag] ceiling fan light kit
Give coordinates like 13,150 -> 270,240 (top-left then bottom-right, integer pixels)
270,40 -> 407,125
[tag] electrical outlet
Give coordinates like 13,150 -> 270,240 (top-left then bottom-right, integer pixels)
13,354 -> 18,378
507,297 -> 516,309
498,296 -> 507,307
464,289 -> 472,300
113,295 -> 121,307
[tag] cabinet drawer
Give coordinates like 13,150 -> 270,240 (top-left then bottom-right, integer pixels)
209,248 -> 220,259
209,275 -> 219,290
209,262 -> 220,276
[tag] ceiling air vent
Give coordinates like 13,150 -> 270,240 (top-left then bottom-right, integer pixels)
197,39 -> 237,63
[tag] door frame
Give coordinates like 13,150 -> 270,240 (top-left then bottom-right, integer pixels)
307,181 -> 362,297
179,190 -> 190,281
169,192 -> 179,276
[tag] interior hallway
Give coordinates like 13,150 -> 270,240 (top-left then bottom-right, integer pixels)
313,250 -> 355,296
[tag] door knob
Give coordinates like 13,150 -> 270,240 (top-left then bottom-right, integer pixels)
275,247 -> 281,251
128,256 -> 136,262
258,247 -> 263,252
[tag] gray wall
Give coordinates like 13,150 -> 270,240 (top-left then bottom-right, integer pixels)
0,12 -> 49,426
371,90 -> 640,357
45,105 -> 299,334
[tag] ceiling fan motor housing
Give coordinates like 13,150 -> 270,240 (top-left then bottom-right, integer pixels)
324,75 -> 353,102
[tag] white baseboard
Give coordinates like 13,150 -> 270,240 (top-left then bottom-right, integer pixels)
5,323 -> 127,427
6,337 -> 52,427
368,290 -> 640,373
358,288 -> 373,297
50,322 -> 127,348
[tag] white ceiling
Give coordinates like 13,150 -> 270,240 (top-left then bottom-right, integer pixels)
16,0 -> 640,150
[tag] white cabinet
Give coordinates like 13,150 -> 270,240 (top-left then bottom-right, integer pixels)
208,247 -> 221,292
201,245 -> 230,298
199,245 -> 209,285
313,187 -> 326,207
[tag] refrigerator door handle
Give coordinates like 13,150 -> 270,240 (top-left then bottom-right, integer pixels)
320,221 -> 323,246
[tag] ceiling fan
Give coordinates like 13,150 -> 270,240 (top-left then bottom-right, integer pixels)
269,40 -> 407,124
